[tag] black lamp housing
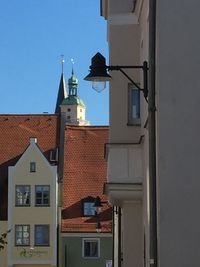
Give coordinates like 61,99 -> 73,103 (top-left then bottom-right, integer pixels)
84,53 -> 112,82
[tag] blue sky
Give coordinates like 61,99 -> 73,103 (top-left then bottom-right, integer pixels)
0,0 -> 109,125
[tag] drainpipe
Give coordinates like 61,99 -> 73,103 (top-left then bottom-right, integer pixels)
118,207 -> 122,267
148,0 -> 157,266
57,113 -> 66,267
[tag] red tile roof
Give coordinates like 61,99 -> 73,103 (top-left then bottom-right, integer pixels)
0,114 -> 59,220
62,126 -> 112,233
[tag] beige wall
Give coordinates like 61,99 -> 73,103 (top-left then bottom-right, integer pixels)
122,202 -> 143,267
103,0 -> 150,267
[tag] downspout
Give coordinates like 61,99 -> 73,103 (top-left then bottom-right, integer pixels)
148,0 -> 157,266
118,207 -> 122,267
57,113 -> 66,267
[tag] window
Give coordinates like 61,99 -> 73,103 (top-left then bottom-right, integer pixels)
67,108 -> 71,112
128,85 -> 141,125
50,149 -> 58,161
16,185 -> 30,206
83,238 -> 100,258
35,185 -> 50,206
83,197 -> 95,216
30,162 -> 36,172
35,225 -> 49,246
15,225 -> 30,246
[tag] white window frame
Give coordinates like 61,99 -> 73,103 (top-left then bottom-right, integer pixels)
35,224 -> 50,246
30,162 -> 36,172
15,185 -> 30,206
128,84 -> 141,125
83,201 -> 95,216
35,185 -> 50,206
82,238 -> 100,258
15,224 -> 30,246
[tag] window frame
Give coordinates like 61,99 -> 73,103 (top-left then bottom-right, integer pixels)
34,224 -> 50,247
15,224 -> 30,246
82,197 -> 96,217
127,84 -> 141,126
35,185 -> 50,207
82,238 -> 100,258
30,162 -> 36,172
15,185 -> 31,207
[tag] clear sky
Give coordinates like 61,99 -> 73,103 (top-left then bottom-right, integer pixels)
0,0 -> 109,125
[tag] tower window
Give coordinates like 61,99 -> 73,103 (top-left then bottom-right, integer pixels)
67,108 -> 71,112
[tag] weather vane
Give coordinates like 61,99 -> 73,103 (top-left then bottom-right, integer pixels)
61,54 -> 65,73
71,58 -> 75,75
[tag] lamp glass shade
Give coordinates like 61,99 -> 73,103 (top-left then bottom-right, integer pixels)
92,80 -> 106,93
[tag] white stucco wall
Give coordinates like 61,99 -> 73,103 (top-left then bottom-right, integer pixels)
156,1 -> 200,266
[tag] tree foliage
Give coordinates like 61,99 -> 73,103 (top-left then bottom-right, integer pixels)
0,230 -> 11,251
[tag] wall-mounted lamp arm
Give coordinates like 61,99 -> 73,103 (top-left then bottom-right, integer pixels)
107,61 -> 148,101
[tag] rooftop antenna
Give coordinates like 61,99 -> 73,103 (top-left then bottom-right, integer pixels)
61,54 -> 65,74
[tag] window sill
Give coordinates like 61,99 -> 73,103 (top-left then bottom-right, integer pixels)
35,205 -> 50,207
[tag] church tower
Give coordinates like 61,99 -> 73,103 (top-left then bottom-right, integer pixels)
59,69 -> 90,126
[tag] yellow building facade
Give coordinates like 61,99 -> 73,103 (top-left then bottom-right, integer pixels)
6,138 -> 57,267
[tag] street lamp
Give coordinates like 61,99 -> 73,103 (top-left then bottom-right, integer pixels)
93,196 -> 107,214
93,196 -> 110,233
84,52 -> 148,100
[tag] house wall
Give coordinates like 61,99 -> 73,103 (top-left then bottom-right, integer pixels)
62,235 -> 112,267
156,0 -> 200,266
122,202 -> 143,267
109,23 -> 141,143
7,140 -> 57,267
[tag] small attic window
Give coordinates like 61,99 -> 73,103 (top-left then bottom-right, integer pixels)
30,162 -> 36,172
67,108 -> 71,112
50,149 -> 58,162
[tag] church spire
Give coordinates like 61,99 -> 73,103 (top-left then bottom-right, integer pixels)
55,56 -> 67,114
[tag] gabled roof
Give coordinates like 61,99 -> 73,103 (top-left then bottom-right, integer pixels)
62,125 -> 112,233
0,114 -> 59,220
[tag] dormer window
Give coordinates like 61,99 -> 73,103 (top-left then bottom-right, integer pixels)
83,197 -> 95,216
30,162 -> 36,172
50,149 -> 58,162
